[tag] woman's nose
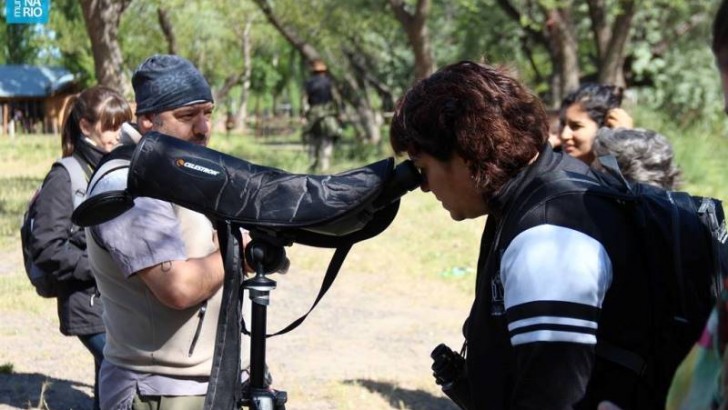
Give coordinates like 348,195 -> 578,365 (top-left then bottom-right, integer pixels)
560,127 -> 573,141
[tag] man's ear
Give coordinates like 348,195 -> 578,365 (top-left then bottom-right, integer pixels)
138,114 -> 154,133
79,118 -> 94,136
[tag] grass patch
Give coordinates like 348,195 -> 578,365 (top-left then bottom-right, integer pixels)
0,272 -> 54,314
632,107 -> 728,200
0,362 -> 13,373
0,136 -> 57,248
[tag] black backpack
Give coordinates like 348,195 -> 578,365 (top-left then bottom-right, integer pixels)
495,156 -> 728,405
21,156 -> 89,298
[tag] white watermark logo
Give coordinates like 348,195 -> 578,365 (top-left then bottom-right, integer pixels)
6,0 -> 50,24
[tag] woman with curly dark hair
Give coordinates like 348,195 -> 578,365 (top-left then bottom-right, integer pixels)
390,61 -> 546,215
390,61 -> 666,409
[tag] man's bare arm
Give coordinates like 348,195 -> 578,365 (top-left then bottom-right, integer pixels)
137,250 -> 225,310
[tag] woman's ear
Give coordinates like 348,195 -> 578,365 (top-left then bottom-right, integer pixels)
79,118 -> 94,136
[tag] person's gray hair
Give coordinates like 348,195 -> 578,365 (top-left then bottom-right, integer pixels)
593,127 -> 681,190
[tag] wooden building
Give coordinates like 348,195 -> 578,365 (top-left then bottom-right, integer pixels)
0,65 -> 79,136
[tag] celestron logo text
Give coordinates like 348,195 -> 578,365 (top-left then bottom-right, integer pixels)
176,159 -> 221,176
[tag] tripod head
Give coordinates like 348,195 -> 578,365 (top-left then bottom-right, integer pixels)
244,237 -> 288,276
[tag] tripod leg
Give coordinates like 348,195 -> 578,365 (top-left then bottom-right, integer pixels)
241,240 -> 288,409
249,289 -> 269,388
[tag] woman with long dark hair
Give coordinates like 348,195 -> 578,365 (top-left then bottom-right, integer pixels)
29,85 -> 131,410
558,83 -> 633,164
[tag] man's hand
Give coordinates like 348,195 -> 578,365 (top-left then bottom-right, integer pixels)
241,228 -> 254,274
605,108 -> 634,129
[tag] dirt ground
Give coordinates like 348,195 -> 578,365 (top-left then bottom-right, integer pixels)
0,241 -> 473,409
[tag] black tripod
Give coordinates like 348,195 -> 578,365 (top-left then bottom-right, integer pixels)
201,157 -> 420,409
239,238 -> 288,410
203,223 -> 289,410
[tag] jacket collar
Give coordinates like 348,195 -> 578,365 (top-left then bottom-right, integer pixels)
487,143 -> 557,220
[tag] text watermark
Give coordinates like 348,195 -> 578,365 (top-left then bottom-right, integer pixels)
6,0 -> 50,24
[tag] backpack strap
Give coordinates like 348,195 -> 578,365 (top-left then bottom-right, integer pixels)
57,156 -> 90,210
595,154 -> 633,194
493,172 -> 623,251
240,242 -> 353,338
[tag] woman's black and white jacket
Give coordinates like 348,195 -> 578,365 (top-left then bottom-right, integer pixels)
464,145 -> 654,409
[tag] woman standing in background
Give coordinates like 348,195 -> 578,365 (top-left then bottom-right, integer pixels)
29,85 -> 132,410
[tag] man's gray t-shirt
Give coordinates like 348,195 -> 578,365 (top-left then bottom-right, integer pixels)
97,197 -> 185,276
94,197 -> 208,408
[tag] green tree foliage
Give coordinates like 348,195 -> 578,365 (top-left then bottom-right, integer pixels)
5,24 -> 38,64
2,0 -> 721,129
627,0 -> 721,123
0,5 -> 46,66
120,0 -> 295,113
46,0 -> 95,86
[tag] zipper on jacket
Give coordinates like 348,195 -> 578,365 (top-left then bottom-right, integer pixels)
188,301 -> 208,357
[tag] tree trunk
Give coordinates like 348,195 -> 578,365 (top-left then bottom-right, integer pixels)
597,0 -> 636,87
495,0 -> 578,106
235,19 -> 254,133
157,7 -> 178,55
388,0 -> 434,82
341,71 -> 381,145
586,0 -> 610,62
79,0 -> 132,96
343,47 -> 395,112
545,8 -> 580,103
342,52 -> 382,144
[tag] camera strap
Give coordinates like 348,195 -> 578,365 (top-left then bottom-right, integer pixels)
204,221 -> 244,410
240,242 -> 353,337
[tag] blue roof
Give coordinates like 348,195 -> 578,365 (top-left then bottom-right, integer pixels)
0,65 -> 76,98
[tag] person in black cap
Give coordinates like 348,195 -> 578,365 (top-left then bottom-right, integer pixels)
302,59 -> 340,172
86,54 -> 227,409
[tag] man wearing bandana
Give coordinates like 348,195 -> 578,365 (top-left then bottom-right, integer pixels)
87,55 -> 226,409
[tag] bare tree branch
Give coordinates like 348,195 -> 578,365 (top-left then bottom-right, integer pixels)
387,0 -> 434,81
598,0 -> 636,85
157,7 -> 177,55
252,0 -> 320,62
495,0 -> 548,48
586,0 -> 610,61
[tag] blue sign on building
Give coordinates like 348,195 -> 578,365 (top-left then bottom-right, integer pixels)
6,0 -> 50,24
